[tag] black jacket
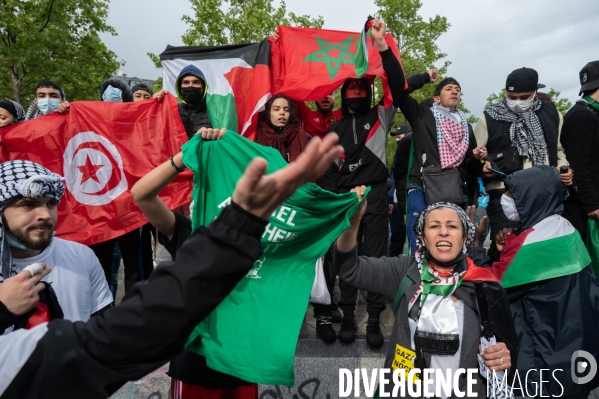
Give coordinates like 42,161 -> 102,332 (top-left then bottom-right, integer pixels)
0,204 -> 266,399
326,49 -> 405,190
500,166 -> 599,396
393,131 -> 412,209
561,101 -> 599,214
396,82 -> 478,205
178,102 -> 212,139
484,102 -> 561,166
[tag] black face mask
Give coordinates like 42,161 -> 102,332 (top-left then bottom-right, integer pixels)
345,97 -> 370,114
180,87 -> 204,105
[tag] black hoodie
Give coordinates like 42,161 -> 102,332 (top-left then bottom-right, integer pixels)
326,48 -> 405,190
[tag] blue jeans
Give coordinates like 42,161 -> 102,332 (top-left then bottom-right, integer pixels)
407,190 -> 426,255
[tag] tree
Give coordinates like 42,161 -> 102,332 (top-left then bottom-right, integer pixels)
148,0 -> 324,68
484,88 -> 573,115
375,0 -> 479,167
0,0 -> 120,105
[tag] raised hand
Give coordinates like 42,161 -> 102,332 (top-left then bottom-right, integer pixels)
232,133 -> 344,220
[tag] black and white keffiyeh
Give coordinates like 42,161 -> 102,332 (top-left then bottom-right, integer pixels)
25,100 -> 43,121
0,99 -> 25,123
0,160 -> 65,284
486,97 -> 546,166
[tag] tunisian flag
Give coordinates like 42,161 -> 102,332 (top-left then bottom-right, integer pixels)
0,93 -> 192,245
270,23 -> 406,105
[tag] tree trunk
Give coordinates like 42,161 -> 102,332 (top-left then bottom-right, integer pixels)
11,62 -> 21,103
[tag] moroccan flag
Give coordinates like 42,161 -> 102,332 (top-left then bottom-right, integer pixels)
182,132 -> 367,386
269,23 -> 406,104
160,41 -> 271,139
491,215 -> 591,288
0,93 -> 192,245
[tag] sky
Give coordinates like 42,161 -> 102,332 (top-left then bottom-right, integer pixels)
99,0 -> 598,119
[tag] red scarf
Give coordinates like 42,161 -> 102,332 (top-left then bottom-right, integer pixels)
254,121 -> 309,162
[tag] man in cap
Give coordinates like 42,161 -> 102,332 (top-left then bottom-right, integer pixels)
561,61 -> 599,240
397,75 -> 478,256
0,160 -> 112,330
131,83 -> 154,102
474,67 -> 572,261
25,80 -> 70,120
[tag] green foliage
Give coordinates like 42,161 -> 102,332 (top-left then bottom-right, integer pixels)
547,88 -> 573,115
0,0 -> 120,105
484,89 -> 506,109
147,0 -> 324,72
484,88 -> 573,115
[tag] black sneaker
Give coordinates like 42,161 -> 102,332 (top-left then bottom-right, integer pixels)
366,317 -> 384,348
338,315 -> 357,343
315,315 -> 336,342
331,309 -> 342,323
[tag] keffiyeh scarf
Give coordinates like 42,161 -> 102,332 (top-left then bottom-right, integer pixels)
0,160 -> 65,284
431,103 -> 469,169
25,100 -> 43,121
1,99 -> 25,123
407,202 -> 476,364
486,97 -> 546,166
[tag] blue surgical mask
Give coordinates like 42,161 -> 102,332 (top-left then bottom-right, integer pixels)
5,230 -> 33,250
102,85 -> 123,102
37,98 -> 61,115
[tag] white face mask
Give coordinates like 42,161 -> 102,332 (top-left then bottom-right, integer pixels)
501,194 -> 520,221
506,94 -> 535,113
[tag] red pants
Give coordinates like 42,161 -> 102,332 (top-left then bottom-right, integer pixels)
170,379 -> 258,399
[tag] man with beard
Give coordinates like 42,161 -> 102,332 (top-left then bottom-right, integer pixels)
295,93 -> 343,139
0,160 -> 112,330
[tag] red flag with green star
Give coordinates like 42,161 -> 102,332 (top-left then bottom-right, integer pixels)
269,23 -> 405,104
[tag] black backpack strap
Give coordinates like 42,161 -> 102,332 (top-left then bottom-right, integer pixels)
393,269 -> 416,314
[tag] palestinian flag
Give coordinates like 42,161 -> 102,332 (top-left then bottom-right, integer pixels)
491,215 -> 591,288
160,41 -> 271,139
269,21 -> 406,105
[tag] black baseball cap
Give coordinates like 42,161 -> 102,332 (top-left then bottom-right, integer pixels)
506,68 -> 546,92
579,61 -> 599,95
390,124 -> 412,136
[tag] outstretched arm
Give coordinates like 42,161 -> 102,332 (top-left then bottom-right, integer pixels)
0,134 -> 344,399
130,153 -> 183,240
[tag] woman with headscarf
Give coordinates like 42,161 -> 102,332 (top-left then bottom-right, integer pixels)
335,188 -> 518,398
254,94 -> 310,163
0,99 -> 25,128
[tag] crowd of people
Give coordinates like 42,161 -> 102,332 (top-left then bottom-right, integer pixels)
0,18 -> 598,399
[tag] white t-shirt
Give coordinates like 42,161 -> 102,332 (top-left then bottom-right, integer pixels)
13,238 -> 113,322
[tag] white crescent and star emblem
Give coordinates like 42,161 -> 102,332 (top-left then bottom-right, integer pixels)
63,131 -> 128,206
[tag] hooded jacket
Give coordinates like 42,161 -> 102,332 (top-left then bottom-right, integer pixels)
492,165 -> 599,396
100,78 -> 133,103
326,49 -> 405,190
176,65 -> 212,138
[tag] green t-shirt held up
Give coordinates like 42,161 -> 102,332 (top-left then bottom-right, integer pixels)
182,132 -> 368,386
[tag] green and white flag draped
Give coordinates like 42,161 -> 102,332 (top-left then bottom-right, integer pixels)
182,132 -> 368,386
